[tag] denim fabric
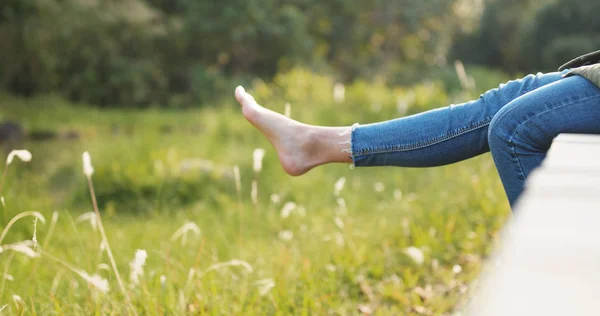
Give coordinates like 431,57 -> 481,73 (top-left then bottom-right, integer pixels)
351,72 -> 600,206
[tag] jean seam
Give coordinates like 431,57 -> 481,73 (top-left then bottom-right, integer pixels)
354,116 -> 494,156
507,93 -> 600,181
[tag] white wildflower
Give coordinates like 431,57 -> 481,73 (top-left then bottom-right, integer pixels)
32,217 -> 38,250
336,198 -> 348,216
0,304 -> 6,312
278,230 -> 293,241
97,263 -> 110,271
270,194 -> 280,204
12,295 -> 22,307
204,259 -> 254,274
129,249 -> 147,286
405,246 -> 424,265
325,264 -> 337,272
3,273 -> 13,281
255,278 -> 275,296
171,222 -> 201,246
77,212 -> 97,231
333,83 -> 346,103
333,177 -> 346,196
393,189 -> 403,201
280,202 -> 297,219
251,180 -> 258,205
233,165 -> 241,193
187,268 -> 195,285
284,103 -> 291,118
6,149 -> 32,165
334,217 -> 345,229
160,275 -> 166,287
453,264 -> 462,274
82,151 -> 94,178
5,242 -> 39,258
374,182 -> 385,192
1,196 -> 4,207
79,272 -> 110,293
358,305 -> 373,315
252,148 -> 266,173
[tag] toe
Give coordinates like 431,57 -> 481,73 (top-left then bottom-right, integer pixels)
235,86 -> 247,106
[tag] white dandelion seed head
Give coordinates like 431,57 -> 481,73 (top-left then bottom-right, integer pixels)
77,212 -> 98,231
270,194 -> 281,204
334,217 -> 345,229
278,230 -> 293,241
129,249 -> 148,286
280,202 -> 297,219
99,241 -> 107,252
255,278 -> 275,296
393,189 -> 403,201
6,149 -> 32,165
32,218 -> 39,250
5,242 -> 39,258
252,148 -> 266,173
336,197 -> 347,216
405,246 -> 424,265
374,182 -> 385,192
97,263 -> 110,271
333,177 -> 346,196
82,151 -> 94,177
204,259 -> 254,274
12,295 -> 22,306
333,82 -> 346,103
453,264 -> 463,274
80,272 -> 110,293
171,221 -> 201,245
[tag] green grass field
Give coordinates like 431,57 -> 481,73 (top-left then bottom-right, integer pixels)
0,72 -> 512,315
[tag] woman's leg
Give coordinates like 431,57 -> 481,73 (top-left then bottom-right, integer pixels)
235,72 -> 565,175
488,75 -> 600,206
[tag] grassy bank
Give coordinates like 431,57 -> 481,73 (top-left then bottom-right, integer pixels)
0,70 -> 511,315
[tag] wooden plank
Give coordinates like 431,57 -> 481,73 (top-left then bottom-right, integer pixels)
543,134 -> 600,171
466,134 -> 600,316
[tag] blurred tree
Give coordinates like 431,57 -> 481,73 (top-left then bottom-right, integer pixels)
518,0 -> 600,72
450,0 -> 600,73
8,0 -> 573,107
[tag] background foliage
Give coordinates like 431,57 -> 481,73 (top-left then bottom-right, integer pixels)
2,0 -> 597,107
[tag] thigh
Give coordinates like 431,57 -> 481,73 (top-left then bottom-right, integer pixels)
491,75 -> 600,153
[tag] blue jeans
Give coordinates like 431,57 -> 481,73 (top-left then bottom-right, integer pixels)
351,72 -> 600,207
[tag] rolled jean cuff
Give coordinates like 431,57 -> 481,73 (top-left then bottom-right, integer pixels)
350,123 -> 369,168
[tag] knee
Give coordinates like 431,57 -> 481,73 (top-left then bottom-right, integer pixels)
487,109 -> 514,153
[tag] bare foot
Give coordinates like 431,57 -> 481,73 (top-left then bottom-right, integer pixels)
234,86 -> 319,176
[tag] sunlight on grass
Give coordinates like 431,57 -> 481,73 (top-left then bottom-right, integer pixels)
0,70 -> 511,314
